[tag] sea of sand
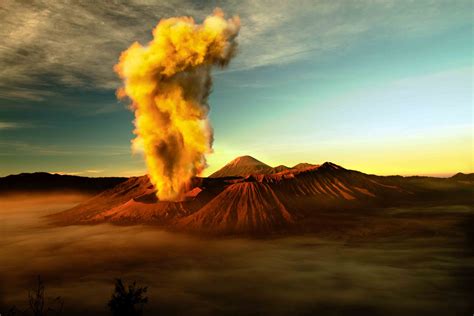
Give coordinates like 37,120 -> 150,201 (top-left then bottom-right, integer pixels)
0,193 -> 472,316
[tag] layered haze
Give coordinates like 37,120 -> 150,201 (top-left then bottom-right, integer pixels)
1,194 -> 473,315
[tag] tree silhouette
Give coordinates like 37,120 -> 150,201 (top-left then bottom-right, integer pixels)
108,279 -> 148,316
4,276 -> 64,316
28,276 -> 45,316
28,276 -> 63,316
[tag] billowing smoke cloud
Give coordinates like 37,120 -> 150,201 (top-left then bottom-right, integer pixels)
115,9 -> 240,201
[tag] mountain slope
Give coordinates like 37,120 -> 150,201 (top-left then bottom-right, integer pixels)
178,181 -> 294,234
50,176 -> 152,223
292,162 -> 318,170
451,172 -> 474,182
49,176 -> 228,225
271,165 -> 291,173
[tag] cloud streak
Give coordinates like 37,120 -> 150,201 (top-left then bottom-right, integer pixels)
0,0 -> 471,100
52,169 -> 105,176
0,141 -> 130,156
0,121 -> 35,129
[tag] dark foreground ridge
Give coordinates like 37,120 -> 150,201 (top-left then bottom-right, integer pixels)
0,172 -> 128,195
48,156 -> 474,235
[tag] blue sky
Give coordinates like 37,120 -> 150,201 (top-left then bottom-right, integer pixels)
0,0 -> 472,177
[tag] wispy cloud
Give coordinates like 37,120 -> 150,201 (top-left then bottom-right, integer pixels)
84,169 -> 104,174
0,0 -> 471,100
0,141 -> 130,156
0,87 -> 57,101
118,168 -> 147,177
52,169 -> 105,176
0,121 -> 36,129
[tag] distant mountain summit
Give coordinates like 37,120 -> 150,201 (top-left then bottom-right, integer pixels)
210,155 -> 274,178
210,155 -> 321,178
272,165 -> 290,173
451,172 -> 474,182
292,162 -> 318,170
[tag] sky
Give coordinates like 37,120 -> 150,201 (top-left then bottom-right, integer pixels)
0,0 -> 472,178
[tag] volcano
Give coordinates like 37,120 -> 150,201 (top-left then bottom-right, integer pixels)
46,155 -> 474,235
44,156 -> 472,234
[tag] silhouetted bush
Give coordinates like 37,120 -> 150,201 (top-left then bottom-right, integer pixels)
108,279 -> 148,316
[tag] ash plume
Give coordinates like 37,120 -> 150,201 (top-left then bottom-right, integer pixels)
115,9 -> 240,201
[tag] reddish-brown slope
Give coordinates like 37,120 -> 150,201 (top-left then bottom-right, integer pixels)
225,162 -> 408,218
269,163 -> 409,214
292,162 -> 318,170
49,176 -> 228,225
178,181 -> 294,234
50,176 -> 151,223
271,162 -> 406,199
90,199 -> 191,224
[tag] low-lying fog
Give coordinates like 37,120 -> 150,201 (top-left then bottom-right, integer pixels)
1,194 -> 472,316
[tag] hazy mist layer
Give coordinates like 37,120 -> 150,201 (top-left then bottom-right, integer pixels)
1,194 -> 472,315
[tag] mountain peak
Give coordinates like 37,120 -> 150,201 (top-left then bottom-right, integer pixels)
210,156 -> 348,178
451,172 -> 474,181
228,155 -> 268,167
319,162 -> 345,171
292,163 -> 318,170
210,155 -> 273,178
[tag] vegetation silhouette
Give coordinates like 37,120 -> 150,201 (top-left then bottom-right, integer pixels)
5,276 -> 63,316
108,279 -> 148,316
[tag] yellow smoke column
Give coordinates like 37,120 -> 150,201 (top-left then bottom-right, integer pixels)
115,9 -> 240,201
